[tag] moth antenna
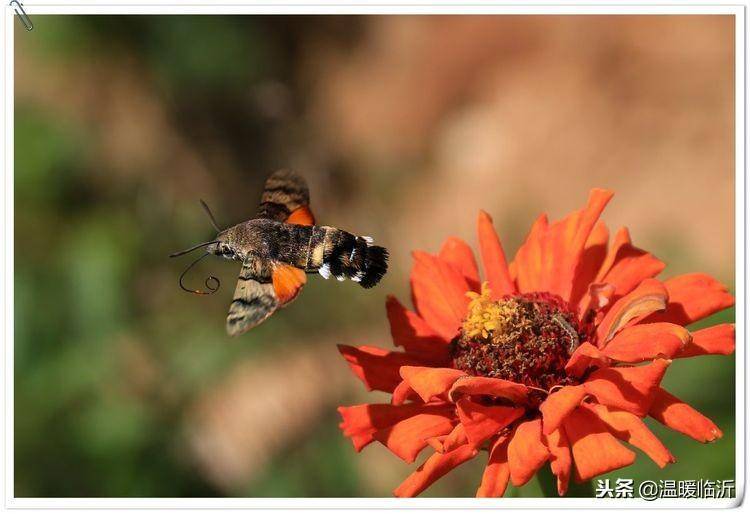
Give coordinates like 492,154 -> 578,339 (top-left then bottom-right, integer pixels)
178,252 -> 221,295
169,239 -> 220,258
200,199 -> 222,232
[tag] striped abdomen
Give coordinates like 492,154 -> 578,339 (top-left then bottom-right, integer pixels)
302,225 -> 388,288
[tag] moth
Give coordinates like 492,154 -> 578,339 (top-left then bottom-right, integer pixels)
170,170 -> 389,336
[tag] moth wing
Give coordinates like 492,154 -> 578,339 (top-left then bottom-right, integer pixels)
256,169 -> 316,225
226,256 -> 279,336
272,262 -> 307,307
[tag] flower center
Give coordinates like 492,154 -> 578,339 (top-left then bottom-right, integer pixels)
450,283 -> 585,391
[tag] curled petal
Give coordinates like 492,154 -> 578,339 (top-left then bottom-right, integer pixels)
562,407 -> 636,482
456,399 -> 524,448
578,282 -> 616,318
338,345 -> 429,393
477,210 -> 515,298
373,412 -> 456,463
585,403 -> 675,468
410,251 -> 471,340
645,273 -> 734,326
593,227 -> 666,299
448,375 -> 529,404
678,324 -> 735,358
426,435 -> 447,453
540,385 -> 587,435
391,379 -> 418,406
648,388 -> 723,443
439,236 -> 480,292
393,444 -> 478,497
477,435 -> 511,498
386,296 -> 450,360
565,342 -> 611,378
544,428 -> 572,496
428,423 -> 468,454
400,366 -> 466,402
443,424 -> 469,452
583,359 -> 670,416
507,419 -> 550,487
596,278 -> 668,346
601,323 -> 690,363
338,403 -> 454,451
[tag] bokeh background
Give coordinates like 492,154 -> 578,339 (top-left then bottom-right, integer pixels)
14,15 -> 735,497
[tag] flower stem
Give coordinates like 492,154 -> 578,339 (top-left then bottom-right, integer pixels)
536,466 -> 595,497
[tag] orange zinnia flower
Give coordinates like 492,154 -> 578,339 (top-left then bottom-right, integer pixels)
337,189 -> 735,497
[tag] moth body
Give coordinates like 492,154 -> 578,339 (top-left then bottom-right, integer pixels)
207,219 -> 386,287
172,169 -> 388,336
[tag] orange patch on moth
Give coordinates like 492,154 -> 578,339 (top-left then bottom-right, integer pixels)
272,263 -> 307,304
287,206 -> 315,225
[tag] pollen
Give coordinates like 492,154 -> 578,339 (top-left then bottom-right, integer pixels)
452,282 -> 585,391
462,283 -> 531,340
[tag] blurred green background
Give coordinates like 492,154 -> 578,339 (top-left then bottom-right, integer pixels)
14,15 -> 735,497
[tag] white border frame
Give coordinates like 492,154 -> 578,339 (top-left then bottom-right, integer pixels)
1,2 -> 745,510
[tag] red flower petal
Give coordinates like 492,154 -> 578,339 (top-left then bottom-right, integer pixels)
448,375 -> 529,404
593,227 -> 666,298
439,236 -> 480,292
477,435 -> 511,498
678,323 -> 735,358
648,388 -> 723,443
400,366 -> 466,402
596,278 -> 668,346
540,385 -> 587,435
338,403 -> 454,451
386,296 -> 451,361
428,423 -> 469,453
456,399 -> 524,448
513,213 -> 549,293
338,345 -> 429,393
544,428 -> 572,496
507,419 -> 550,487
645,273 -> 734,326
565,342 -> 611,378
583,359 -> 670,416
577,282 -> 616,318
515,189 -> 614,302
477,210 -> 515,298
601,323 -> 690,363
569,220 -> 609,308
410,251 -> 471,340
585,403 -> 675,468
426,425 -> 468,454
425,435 -> 447,453
391,379 -> 418,406
562,407 -> 636,482
373,412 -> 456,463
393,444 -> 478,497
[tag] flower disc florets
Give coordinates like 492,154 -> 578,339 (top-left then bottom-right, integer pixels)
451,283 -> 585,391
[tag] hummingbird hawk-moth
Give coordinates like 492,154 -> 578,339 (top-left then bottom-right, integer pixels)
170,170 -> 389,336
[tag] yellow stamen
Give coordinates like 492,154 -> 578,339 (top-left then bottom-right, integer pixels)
462,282 -> 528,342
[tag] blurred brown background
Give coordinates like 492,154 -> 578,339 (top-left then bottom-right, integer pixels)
14,15 -> 734,497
